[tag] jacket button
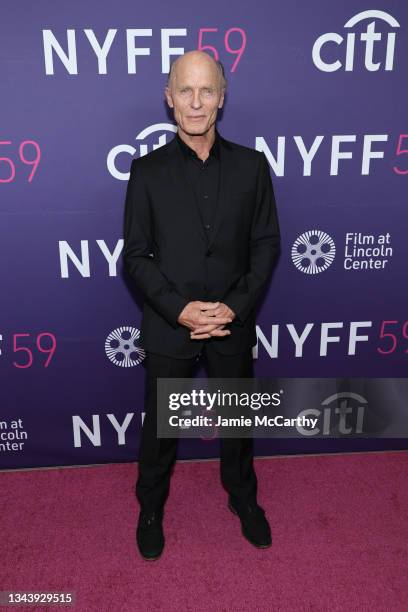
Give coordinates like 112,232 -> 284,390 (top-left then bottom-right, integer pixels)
206,250 -> 213,257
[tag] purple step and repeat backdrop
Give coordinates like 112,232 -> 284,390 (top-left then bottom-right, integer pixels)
1,2 -> 408,470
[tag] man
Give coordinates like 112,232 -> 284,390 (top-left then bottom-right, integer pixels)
123,50 -> 280,560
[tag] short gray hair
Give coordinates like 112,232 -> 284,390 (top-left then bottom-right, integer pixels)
167,55 -> 227,91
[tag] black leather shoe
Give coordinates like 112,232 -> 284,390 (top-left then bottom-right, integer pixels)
228,498 -> 272,548
136,508 -> 164,560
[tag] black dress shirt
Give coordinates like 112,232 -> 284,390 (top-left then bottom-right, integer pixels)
175,130 -> 244,322
175,130 -> 220,235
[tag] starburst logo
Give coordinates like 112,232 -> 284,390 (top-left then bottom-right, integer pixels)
105,326 -> 145,367
292,230 -> 336,274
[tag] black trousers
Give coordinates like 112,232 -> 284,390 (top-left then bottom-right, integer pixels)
136,341 -> 258,512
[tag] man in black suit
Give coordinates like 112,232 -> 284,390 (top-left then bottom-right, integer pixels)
123,50 -> 280,560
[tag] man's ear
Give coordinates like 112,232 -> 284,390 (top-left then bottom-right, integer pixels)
164,87 -> 174,108
218,91 -> 225,109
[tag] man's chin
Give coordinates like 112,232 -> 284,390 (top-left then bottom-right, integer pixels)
181,123 -> 210,136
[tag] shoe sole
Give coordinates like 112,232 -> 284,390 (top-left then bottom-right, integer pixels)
137,542 -> 164,561
140,552 -> 163,561
228,501 -> 272,549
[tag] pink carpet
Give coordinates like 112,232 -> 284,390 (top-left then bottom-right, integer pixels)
1,451 -> 407,611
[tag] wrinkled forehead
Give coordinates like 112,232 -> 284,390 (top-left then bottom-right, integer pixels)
171,59 -> 221,88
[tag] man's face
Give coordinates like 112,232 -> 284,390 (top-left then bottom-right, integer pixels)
165,57 -> 224,136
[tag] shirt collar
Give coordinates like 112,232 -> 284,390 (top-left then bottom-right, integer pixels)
176,128 -> 220,161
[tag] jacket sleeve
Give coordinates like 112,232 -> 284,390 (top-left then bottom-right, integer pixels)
222,152 -> 281,326
122,158 -> 190,329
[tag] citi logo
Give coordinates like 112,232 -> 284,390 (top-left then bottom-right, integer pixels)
105,326 -> 145,366
291,230 -> 335,274
297,391 -> 366,436
109,122 -> 177,180
312,10 -> 400,72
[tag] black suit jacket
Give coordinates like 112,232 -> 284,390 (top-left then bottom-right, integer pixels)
123,130 -> 281,358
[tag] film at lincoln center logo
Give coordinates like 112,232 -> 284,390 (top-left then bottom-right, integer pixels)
291,230 -> 336,274
105,326 -> 145,366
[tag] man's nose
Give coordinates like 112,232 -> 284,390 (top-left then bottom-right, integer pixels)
191,90 -> 202,108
